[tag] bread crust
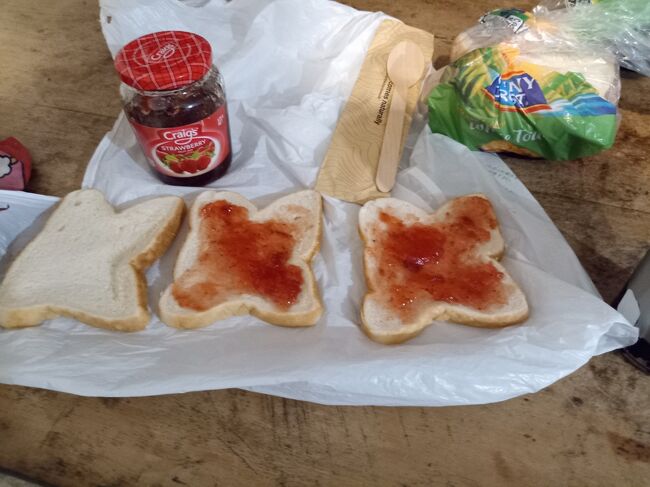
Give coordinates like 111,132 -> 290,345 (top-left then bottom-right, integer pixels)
359,194 -> 529,344
481,140 -> 540,158
124,198 -> 185,332
160,190 -> 323,329
0,190 -> 185,331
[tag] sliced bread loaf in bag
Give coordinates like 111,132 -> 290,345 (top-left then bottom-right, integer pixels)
359,194 -> 529,344
0,189 -> 184,331
159,190 -> 323,328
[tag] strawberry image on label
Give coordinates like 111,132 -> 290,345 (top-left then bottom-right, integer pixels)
130,106 -> 230,178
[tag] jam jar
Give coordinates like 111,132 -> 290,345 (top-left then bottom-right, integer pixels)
114,31 -> 232,186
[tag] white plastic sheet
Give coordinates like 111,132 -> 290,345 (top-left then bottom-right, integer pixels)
0,0 -> 637,405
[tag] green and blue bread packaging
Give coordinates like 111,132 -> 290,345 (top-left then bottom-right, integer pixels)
427,0 -> 649,160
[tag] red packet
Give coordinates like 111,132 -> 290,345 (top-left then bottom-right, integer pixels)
0,137 -> 32,191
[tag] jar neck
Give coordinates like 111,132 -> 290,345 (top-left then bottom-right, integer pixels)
123,66 -> 218,96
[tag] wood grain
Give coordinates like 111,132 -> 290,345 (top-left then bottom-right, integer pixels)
0,0 -> 120,197
0,352 -> 648,487
1,0 -> 649,485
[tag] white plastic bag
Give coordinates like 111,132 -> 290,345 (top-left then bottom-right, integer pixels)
0,0 -> 637,406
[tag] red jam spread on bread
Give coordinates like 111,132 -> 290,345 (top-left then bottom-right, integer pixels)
374,196 -> 507,320
172,201 -> 303,311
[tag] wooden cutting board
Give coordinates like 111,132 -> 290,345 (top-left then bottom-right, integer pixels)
315,19 -> 434,204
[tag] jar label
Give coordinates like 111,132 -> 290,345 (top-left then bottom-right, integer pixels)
129,106 -> 231,178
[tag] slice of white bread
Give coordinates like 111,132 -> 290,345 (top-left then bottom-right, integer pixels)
359,194 -> 529,344
159,190 -> 323,329
0,189 -> 184,331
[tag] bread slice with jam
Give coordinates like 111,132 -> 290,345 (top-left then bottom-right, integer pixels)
359,194 -> 529,344
159,190 -> 323,328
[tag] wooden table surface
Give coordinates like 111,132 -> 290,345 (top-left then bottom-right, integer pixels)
1,0 -> 649,485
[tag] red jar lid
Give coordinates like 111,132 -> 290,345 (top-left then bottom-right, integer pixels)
114,31 -> 212,91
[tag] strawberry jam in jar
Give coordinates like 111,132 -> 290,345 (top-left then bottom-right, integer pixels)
114,31 -> 232,185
